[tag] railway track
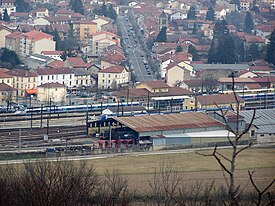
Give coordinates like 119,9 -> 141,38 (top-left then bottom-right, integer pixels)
0,125 -> 87,147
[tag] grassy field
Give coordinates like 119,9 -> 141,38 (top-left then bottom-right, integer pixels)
86,147 -> 275,193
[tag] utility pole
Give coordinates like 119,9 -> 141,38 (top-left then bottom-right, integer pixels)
49,98 -> 52,117
40,104 -> 43,128
100,101 -> 103,114
30,106 -> 33,129
86,105 -> 89,135
147,90 -> 150,112
117,101 -> 120,116
47,115 -> 49,136
19,129 -> 21,152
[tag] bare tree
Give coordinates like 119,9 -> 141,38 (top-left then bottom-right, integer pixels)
148,161 -> 183,206
95,170 -> 130,206
196,73 -> 258,205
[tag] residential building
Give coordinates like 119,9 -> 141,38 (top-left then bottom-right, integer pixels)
159,11 -> 168,30
169,11 -> 187,21
72,68 -> 92,87
36,67 -> 75,87
0,82 -> 16,104
91,32 -> 120,55
35,8 -> 49,17
183,93 -> 245,111
98,66 -> 129,89
41,51 -> 64,61
166,62 -> 192,87
20,30 -> 56,58
6,69 -> 37,97
0,26 -> 12,48
37,82 -> 66,102
91,16 -> 112,32
24,54 -> 55,69
73,20 -> 97,41
5,31 -> 23,55
0,68 -> 13,87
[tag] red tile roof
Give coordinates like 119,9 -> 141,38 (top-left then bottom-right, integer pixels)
5,31 -> 23,39
243,35 -> 264,43
66,57 -> 91,68
6,69 -> 37,77
46,60 -> 65,68
36,67 -> 73,75
245,83 -> 262,90
249,66 -> 273,71
99,65 -> 126,73
74,20 -> 97,24
143,80 -> 169,89
23,30 -> 53,41
39,82 -> 65,88
0,83 -> 15,91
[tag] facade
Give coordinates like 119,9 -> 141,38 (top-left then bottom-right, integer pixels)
166,63 -> 192,87
5,31 -> 23,56
183,93 -> 245,111
0,26 -> 13,48
98,66 -> 129,89
36,67 -> 75,87
0,83 -> 16,104
6,69 -> 37,97
159,11 -> 168,30
91,32 -> 120,55
37,82 -> 66,102
41,51 -> 63,61
0,68 -> 13,87
19,30 -> 56,58
73,20 -> 97,41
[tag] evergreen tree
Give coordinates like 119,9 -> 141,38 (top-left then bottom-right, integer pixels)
206,6 -> 215,21
176,45 -> 183,53
0,48 -> 20,67
15,0 -> 32,12
208,20 -> 237,64
188,45 -> 199,60
70,0 -> 84,15
187,6 -> 196,20
192,23 -> 197,34
156,27 -> 167,42
107,4 -> 117,21
266,29 -> 275,65
246,43 -> 259,61
0,13 -> 2,20
210,0 -> 216,6
244,12 -> 254,34
3,9 -> 10,22
52,30 -> 61,50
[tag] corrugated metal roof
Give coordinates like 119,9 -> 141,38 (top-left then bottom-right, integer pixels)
241,109 -> 275,134
114,112 -> 224,133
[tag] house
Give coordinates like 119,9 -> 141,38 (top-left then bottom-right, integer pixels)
0,68 -> 13,87
73,20 -> 97,41
100,52 -> 125,69
36,67 -> 75,87
65,57 -> 92,70
0,0 -> 16,17
0,26 -> 13,48
19,30 -> 56,58
91,16 -> 112,32
0,82 -> 16,104
98,66 -> 129,89
35,8 -> 49,17
159,11 -> 168,30
240,0 -> 251,10
166,62 -> 191,87
256,21 -> 275,44
91,32 -> 120,55
5,31 -> 23,55
169,11 -> 187,21
180,79 -> 203,93
238,70 -> 258,78
41,51 -> 64,61
243,35 -> 264,49
6,69 -> 37,97
241,109 -> 275,143
71,68 -> 92,87
37,82 -> 66,103
183,93 -> 245,111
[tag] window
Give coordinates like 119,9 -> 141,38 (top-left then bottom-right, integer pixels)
48,76 -> 50,80
108,74 -> 110,78
260,134 -> 264,137
52,75 -> 54,80
251,130 -> 255,137
63,75 -> 65,79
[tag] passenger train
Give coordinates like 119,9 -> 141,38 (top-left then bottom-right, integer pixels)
23,101 -> 141,114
